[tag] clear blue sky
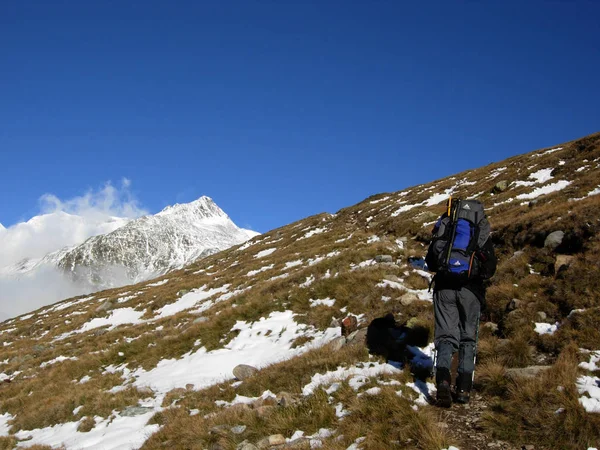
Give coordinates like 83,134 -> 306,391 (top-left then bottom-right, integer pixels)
2,0 -> 599,232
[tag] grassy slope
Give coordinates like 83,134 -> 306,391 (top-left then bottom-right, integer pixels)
1,133 -> 599,450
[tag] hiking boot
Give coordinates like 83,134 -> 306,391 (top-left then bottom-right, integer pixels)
454,389 -> 470,404
435,368 -> 452,408
454,372 -> 473,404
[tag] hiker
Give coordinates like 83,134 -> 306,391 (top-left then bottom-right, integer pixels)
425,198 -> 497,407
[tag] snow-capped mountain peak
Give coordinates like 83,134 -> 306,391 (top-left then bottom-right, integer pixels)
156,196 -> 228,221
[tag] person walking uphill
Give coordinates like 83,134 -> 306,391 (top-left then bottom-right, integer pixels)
425,197 -> 497,407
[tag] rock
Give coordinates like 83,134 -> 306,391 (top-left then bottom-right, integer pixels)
346,328 -> 367,346
329,318 -> 341,328
96,299 -> 113,313
506,366 -> 551,379
528,200 -> 539,208
209,425 -> 230,437
253,395 -> 277,408
510,250 -> 525,260
555,254 -> 574,270
193,317 -> 208,324
341,315 -> 358,337
255,405 -> 274,417
32,345 -> 49,354
233,364 -> 258,380
257,434 -> 286,448
328,336 -> 346,352
523,445 -> 535,450
482,322 -> 499,334
231,425 -> 247,435
230,403 -> 251,413
375,255 -> 394,263
208,440 -> 229,450
493,180 -> 509,193
384,274 -> 402,283
506,298 -> 523,311
185,383 -> 194,391
276,391 -> 296,407
177,289 -> 190,296
284,438 -> 311,449
237,442 -> 259,450
121,406 -> 154,417
544,231 -> 564,250
536,311 -> 547,321
400,292 -> 419,306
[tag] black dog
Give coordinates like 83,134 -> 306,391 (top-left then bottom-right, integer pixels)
366,313 -> 431,379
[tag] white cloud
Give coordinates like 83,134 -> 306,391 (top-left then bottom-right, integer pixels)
0,180 -> 147,319
0,180 -> 147,268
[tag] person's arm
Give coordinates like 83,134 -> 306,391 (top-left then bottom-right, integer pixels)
477,238 -> 497,279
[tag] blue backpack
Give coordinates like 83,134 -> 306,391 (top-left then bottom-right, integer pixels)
425,198 -> 491,280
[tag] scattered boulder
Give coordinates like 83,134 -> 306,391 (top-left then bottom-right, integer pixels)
177,289 -> 190,297
384,274 -> 402,283
493,180 -> 509,193
276,391 -> 296,407
506,298 -> 523,312
555,254 -> 575,270
121,406 -> 154,417
237,442 -> 259,450
375,255 -> 393,263
257,435 -> 286,448
544,231 -> 564,250
193,317 -> 208,324
253,395 -> 277,408
510,250 -> 525,260
284,438 -> 311,449
255,405 -> 275,417
536,311 -> 547,321
400,292 -> 419,306
346,328 -> 367,346
233,364 -> 258,381
209,425 -> 230,437
231,425 -> 247,435
328,336 -> 346,352
482,322 -> 499,334
341,315 -> 358,337
329,317 -> 341,328
505,366 -> 552,379
96,299 -> 113,313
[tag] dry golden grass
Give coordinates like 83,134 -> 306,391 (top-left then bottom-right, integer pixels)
1,132 -> 599,448
484,344 -> 600,449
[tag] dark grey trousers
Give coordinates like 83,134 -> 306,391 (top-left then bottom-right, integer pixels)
434,287 -> 480,375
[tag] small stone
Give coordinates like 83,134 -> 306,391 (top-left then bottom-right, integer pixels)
555,254 -> 574,270
193,317 -> 208,324
237,442 -> 259,450
523,445 -> 535,450
482,322 -> 499,333
185,383 -> 194,391
328,336 -> 346,352
284,438 -> 311,449
96,300 -> 113,313
329,318 -> 341,328
506,366 -> 551,379
121,406 -> 153,417
231,425 -> 247,435
375,255 -> 393,263
230,403 -> 251,413
341,315 -> 358,336
257,434 -> 286,448
233,364 -> 258,380
177,289 -> 190,296
536,311 -> 547,321
493,180 -> 509,193
276,391 -> 296,407
254,395 -> 277,408
436,421 -> 449,429
507,298 -> 522,311
400,292 -> 419,306
255,405 -> 274,417
346,328 -> 367,346
209,425 -> 230,437
544,231 -> 564,250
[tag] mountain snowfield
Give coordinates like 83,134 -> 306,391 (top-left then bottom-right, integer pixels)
0,197 -> 258,318
0,133 -> 599,449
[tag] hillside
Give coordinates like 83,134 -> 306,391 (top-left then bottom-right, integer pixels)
1,133 -> 599,450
